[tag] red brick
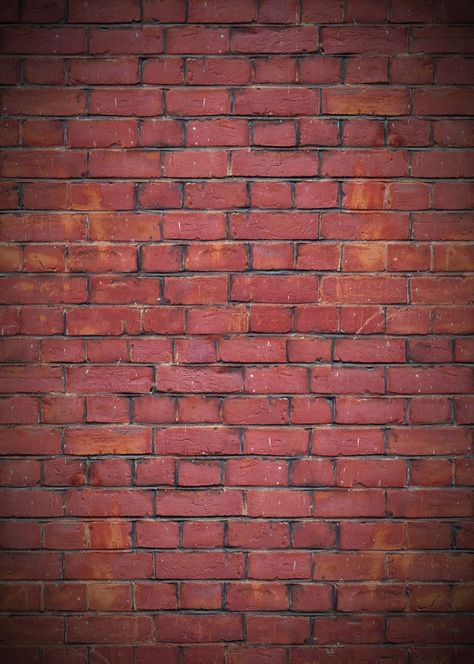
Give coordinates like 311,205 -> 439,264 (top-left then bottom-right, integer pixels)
388,366 -> 472,394
174,338 -> 216,364
227,582 -> 288,611
166,88 -> 230,116
321,150 -> 408,177
249,552 -> 311,579
69,58 -> 138,84
388,119 -> 430,147
295,181 -> 338,209
313,428 -> 385,456
233,274 -> 317,303
155,426 -> 240,455
387,427 -> 471,456
156,552 -> 244,579
143,0 -> 186,21
299,57 -> 341,84
322,212 -> 409,241
433,183 -> 474,210
287,338 -> 331,362
43,458 -> 87,486
314,553 -> 385,580
234,87 -> 318,116
140,119 -> 183,146
409,397 -> 451,424
180,582 -> 222,610
292,522 -> 337,548
219,337 -> 285,363
244,428 -> 309,455
185,181 -> 245,209
0,489 -> 62,517
338,583 -> 405,611
340,238 -> 384,271
182,522 -> 224,548
135,458 -> 175,485
230,211 -> 317,240
301,0 -> 344,22
90,89 -> 162,116
188,0 -> 255,22
322,26 -> 407,53
186,119 -> 248,147
323,88 -> 408,115
135,582 -> 177,610
2,27 -> 85,54
231,27 -> 317,53
390,56 -> 433,83
135,521 -> 179,548
0,182 -> 18,208
187,306 -> 247,334
250,183 -> 292,209
178,460 -> 221,486
292,584 -> 333,611
388,489 -> 471,518
299,118 -> 338,145
249,305 -> 292,333
321,275 -> 407,304
254,57 -> 297,86
67,367 -> 152,394
163,150 -> 227,178
339,307 -> 385,334
294,305 -> 339,333
186,58 -> 251,85
0,396 -> 38,425
252,242 -> 294,268
156,614 -> 242,643
0,338 -> 39,363
0,616 -> 64,645
68,616 -> 152,644
0,458 -> 40,485
222,397 -> 288,424
0,427 -> 61,455
247,489 -> 311,517
248,615 -> 310,644
253,120 -> 296,147
69,0 -> 139,22
314,489 -> 385,517
433,120 -> 473,148
166,26 -> 229,54
291,459 -> 335,486
22,57 -> 64,85
66,489 -> 153,517
177,396 -> 221,423
412,25 -> 474,54
186,243 -> 248,272
410,458 -> 452,487
345,56 -> 388,83
67,307 -> 141,336
232,150 -> 317,176
157,488 -> 242,516
412,151 -> 474,178
0,583 -> 42,611
245,365 -> 309,393
66,425 -> 145,455
161,211 -> 218,238
315,615 -> 385,645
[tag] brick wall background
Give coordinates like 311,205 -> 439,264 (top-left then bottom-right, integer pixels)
0,0 -> 473,662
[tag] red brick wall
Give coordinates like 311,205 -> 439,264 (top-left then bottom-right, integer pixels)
0,0 -> 473,662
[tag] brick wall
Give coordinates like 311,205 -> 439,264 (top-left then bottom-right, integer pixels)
0,0 -> 473,662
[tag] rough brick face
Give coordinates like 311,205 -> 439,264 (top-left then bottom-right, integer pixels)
0,0 -> 473,661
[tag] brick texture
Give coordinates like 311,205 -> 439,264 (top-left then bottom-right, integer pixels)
0,0 -> 473,661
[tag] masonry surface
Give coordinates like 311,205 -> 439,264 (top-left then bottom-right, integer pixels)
0,0 -> 473,662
